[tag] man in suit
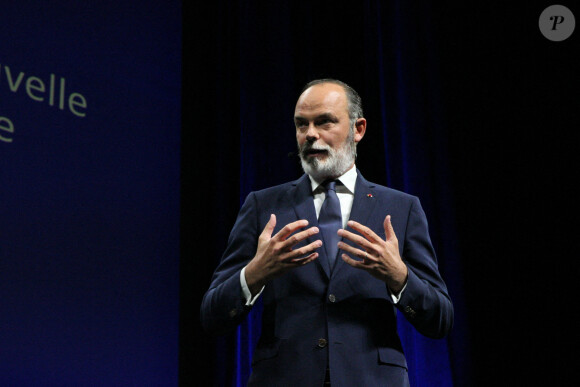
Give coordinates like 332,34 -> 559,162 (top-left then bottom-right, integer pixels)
201,79 -> 453,386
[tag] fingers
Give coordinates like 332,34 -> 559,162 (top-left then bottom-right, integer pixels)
287,252 -> 319,265
275,219 -> 311,241
344,220 -> 383,244
341,253 -> 372,270
260,218 -> 322,264
280,226 -> 320,252
337,240 -> 379,262
337,221 -> 383,262
338,228 -> 375,251
272,218 -> 320,253
260,214 -> 277,239
282,239 -> 322,262
383,215 -> 397,242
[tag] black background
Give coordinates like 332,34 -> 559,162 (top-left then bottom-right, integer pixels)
183,2 -> 579,385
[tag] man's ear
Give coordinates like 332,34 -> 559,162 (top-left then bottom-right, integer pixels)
354,118 -> 367,143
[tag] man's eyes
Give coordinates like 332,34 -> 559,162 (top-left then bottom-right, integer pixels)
295,118 -> 335,128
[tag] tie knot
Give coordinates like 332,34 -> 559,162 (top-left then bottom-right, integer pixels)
323,180 -> 338,192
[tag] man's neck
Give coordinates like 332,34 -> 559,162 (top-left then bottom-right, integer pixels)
310,163 -> 355,185
308,164 -> 357,193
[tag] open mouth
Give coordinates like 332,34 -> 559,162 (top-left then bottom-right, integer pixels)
304,149 -> 328,158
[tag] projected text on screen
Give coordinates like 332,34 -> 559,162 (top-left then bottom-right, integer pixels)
0,62 -> 87,143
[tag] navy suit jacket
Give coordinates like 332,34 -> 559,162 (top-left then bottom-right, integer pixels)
201,171 -> 453,387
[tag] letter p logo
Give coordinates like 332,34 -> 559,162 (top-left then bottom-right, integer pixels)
540,5 -> 575,41
550,15 -> 565,30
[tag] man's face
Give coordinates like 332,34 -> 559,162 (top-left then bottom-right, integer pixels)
294,83 -> 358,180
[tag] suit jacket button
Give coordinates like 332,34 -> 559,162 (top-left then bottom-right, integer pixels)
229,308 -> 238,318
317,338 -> 328,348
328,294 -> 336,303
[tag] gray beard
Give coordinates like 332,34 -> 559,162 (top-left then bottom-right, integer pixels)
298,132 -> 357,181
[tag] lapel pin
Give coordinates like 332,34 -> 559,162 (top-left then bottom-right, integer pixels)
367,194 -> 373,198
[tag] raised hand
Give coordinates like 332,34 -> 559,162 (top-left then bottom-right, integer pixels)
338,215 -> 408,293
245,214 -> 322,295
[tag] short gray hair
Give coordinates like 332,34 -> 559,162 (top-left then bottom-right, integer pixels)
301,78 -> 364,128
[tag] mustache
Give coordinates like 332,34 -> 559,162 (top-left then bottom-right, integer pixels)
298,142 -> 331,157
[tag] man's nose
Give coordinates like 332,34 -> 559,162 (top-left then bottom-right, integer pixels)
305,124 -> 319,141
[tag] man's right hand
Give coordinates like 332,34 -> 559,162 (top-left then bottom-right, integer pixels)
244,214 -> 321,296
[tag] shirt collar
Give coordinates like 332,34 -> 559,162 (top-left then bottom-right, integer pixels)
308,164 -> 357,194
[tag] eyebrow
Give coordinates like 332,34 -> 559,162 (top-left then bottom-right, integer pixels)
294,112 -> 339,123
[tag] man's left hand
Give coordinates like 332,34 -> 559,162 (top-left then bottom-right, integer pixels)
338,215 -> 408,294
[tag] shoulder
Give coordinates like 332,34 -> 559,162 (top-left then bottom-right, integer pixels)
250,174 -> 308,200
357,172 -> 419,204
253,180 -> 299,196
369,183 -> 415,199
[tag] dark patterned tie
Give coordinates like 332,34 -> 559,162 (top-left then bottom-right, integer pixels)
318,180 -> 342,271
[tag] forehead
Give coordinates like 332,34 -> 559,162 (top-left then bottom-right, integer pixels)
294,83 -> 348,117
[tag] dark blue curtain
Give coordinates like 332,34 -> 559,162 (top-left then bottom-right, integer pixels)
184,1 -> 578,386
231,2 -> 466,386
193,1 -> 467,385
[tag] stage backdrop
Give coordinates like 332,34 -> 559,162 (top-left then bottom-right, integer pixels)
185,1 -> 471,386
186,1 -> 579,385
0,2 -> 181,385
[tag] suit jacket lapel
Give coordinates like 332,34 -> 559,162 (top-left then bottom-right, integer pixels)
291,174 -> 331,279
348,171 -> 378,226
